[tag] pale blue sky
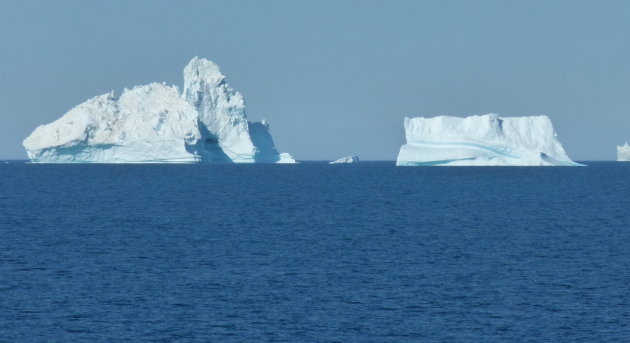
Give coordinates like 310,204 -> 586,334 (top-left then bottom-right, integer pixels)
1,0 -> 629,160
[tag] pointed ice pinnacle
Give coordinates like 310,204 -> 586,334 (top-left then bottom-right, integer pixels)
183,57 -> 254,162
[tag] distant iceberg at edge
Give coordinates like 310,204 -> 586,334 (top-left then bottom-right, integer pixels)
618,143 -> 630,161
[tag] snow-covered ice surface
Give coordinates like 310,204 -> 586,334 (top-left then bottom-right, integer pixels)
618,143 -> 630,161
396,114 -> 581,166
23,86 -> 200,163
329,156 -> 359,164
23,57 -> 295,164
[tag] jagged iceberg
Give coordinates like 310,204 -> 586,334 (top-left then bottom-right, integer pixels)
23,57 -> 295,164
396,114 -> 580,166
618,143 -> 630,161
329,156 -> 359,164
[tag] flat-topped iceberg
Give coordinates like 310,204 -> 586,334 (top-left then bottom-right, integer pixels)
396,114 -> 580,166
618,143 -> 630,161
23,57 -> 295,164
329,156 -> 359,164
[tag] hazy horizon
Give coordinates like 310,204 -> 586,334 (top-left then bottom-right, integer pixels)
2,0 -> 629,161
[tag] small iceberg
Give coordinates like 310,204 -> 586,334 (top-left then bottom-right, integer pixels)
329,156 -> 359,164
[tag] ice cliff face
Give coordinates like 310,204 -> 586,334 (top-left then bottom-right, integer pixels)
396,114 -> 580,166
618,143 -> 630,161
23,57 -> 295,164
329,156 -> 359,164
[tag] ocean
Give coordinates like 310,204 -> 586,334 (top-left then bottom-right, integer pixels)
1,161 -> 629,342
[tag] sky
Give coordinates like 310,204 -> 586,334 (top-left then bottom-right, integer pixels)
1,0 -> 629,160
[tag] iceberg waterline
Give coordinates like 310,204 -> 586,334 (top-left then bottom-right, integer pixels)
397,114 -> 581,166
23,57 -> 295,164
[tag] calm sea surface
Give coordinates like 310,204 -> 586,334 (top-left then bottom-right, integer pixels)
1,162 -> 629,342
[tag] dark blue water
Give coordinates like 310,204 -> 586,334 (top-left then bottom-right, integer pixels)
1,162 -> 629,342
